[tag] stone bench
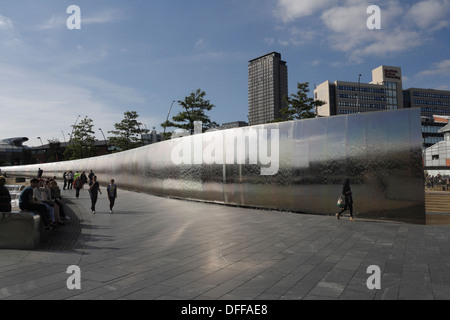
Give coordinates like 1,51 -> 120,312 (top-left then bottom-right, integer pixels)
0,211 -> 41,250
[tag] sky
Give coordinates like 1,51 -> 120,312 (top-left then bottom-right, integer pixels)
1,0 -> 449,147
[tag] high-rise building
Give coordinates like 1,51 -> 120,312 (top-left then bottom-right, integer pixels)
248,52 -> 288,126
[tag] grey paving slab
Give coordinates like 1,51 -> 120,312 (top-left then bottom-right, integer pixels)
1,185 -> 450,300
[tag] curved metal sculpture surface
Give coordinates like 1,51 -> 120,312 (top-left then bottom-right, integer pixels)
1,109 -> 425,224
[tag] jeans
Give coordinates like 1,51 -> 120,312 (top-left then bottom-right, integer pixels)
90,194 -> 98,212
20,203 -> 51,226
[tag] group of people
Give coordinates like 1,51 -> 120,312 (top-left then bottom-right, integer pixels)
0,168 -> 119,231
3,169 -> 355,225
63,170 -> 94,191
61,170 -> 117,213
18,177 -> 69,231
425,173 -> 450,190
87,176 -> 118,215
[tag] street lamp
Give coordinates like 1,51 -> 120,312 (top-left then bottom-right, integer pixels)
99,128 -> 107,143
163,100 -> 176,140
99,128 -> 108,153
37,137 -> 45,163
357,74 -> 362,113
69,115 -> 81,144
136,123 -> 144,145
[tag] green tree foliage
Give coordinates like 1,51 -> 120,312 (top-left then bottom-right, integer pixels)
161,89 -> 218,135
46,139 -> 63,162
64,117 -> 97,160
108,111 -> 149,151
275,82 -> 325,122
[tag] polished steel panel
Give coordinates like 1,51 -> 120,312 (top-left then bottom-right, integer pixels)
0,109 -> 426,224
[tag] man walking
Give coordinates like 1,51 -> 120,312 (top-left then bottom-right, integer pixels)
89,175 -> 102,214
107,179 -> 117,213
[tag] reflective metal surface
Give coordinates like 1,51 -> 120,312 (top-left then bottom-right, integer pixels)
0,109 -> 425,224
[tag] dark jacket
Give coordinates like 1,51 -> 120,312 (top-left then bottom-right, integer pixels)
342,180 -> 353,204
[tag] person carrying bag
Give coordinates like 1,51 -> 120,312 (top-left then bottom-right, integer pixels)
336,179 -> 355,221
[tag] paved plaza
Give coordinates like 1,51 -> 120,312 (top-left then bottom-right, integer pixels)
1,186 -> 450,301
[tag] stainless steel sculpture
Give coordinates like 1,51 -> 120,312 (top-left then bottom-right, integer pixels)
0,109 -> 425,224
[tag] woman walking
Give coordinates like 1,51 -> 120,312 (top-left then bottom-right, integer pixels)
336,179 -> 355,221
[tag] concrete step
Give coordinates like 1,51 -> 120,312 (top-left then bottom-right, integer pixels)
425,192 -> 450,213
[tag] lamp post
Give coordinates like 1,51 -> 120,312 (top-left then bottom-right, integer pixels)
163,100 -> 176,140
99,128 -> 107,154
357,74 -> 362,113
136,123 -> 145,145
99,128 -> 107,143
69,115 -> 81,144
37,137 -> 45,163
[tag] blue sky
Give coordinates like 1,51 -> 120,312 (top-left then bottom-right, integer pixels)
1,0 -> 449,147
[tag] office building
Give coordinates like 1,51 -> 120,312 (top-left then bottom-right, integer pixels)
314,65 -> 450,149
404,88 -> 450,117
422,115 -> 450,149
315,66 -> 403,116
248,52 -> 288,126
220,121 -> 248,130
424,122 -> 450,175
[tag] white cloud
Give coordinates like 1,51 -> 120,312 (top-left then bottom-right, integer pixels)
279,27 -> 316,46
0,14 -> 14,29
0,14 -> 23,48
350,29 -> 423,61
416,60 -> 450,77
272,0 -> 450,62
0,63 -> 146,146
39,8 -> 126,30
274,0 -> 334,22
83,8 -> 128,25
264,37 -> 275,46
39,14 -> 66,30
435,85 -> 450,91
409,0 -> 450,30
194,38 -> 208,50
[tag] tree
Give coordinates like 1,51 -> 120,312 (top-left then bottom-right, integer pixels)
46,139 -> 63,162
108,111 -> 149,151
275,82 -> 325,122
161,89 -> 218,136
64,117 -> 97,160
